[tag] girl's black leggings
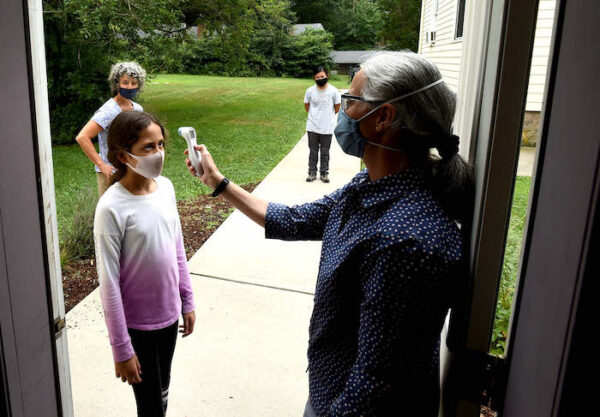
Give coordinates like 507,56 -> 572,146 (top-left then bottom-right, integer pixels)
128,321 -> 178,417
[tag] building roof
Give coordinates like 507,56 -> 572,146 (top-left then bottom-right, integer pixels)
292,23 -> 325,35
329,50 -> 382,65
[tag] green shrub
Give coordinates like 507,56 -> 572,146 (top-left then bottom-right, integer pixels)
60,186 -> 98,264
136,28 -> 334,79
280,29 -> 335,77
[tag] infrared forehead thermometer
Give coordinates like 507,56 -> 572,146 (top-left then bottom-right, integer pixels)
177,127 -> 203,176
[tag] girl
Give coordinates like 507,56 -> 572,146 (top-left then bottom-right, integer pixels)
94,111 -> 196,417
76,61 -> 146,196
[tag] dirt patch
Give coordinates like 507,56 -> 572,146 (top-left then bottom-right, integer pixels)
62,258 -> 99,313
61,182 -> 259,313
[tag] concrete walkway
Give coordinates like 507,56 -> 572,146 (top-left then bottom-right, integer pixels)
66,134 -> 360,417
517,146 -> 536,177
65,135 -> 535,416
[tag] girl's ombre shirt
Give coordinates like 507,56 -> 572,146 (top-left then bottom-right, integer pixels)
94,176 -> 195,362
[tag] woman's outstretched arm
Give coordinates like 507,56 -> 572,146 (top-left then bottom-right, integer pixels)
185,145 -> 268,227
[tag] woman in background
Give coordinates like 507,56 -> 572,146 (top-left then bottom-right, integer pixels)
75,61 -> 146,196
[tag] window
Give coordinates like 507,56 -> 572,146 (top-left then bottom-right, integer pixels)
455,0 -> 466,39
428,0 -> 440,45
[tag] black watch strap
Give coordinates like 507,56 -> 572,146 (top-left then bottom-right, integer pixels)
211,177 -> 230,197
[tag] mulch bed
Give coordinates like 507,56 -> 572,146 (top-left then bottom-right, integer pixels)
61,182 -> 258,313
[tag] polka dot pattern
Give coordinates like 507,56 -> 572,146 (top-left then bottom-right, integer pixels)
265,168 -> 463,416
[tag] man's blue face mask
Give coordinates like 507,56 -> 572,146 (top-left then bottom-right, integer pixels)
334,79 -> 444,158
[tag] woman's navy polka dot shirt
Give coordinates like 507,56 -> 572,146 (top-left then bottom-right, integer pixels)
265,168 -> 463,416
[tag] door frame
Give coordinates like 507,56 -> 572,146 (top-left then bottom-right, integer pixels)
502,0 -> 600,414
2,0 -> 598,416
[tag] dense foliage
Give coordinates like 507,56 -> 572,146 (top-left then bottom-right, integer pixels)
291,0 -> 421,51
134,28 -> 333,78
44,0 -> 184,144
44,0 -> 337,144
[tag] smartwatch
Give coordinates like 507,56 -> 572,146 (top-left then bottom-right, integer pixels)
211,177 -> 230,197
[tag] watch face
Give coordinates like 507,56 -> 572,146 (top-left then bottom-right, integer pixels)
212,177 -> 229,197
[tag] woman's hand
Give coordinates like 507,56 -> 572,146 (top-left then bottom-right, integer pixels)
115,354 -> 142,385
184,144 -> 269,227
98,162 -> 114,180
184,145 -> 224,190
180,311 -> 196,338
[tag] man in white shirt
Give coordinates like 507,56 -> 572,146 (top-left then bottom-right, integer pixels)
304,66 -> 341,183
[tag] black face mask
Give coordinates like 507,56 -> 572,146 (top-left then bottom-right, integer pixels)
315,77 -> 328,87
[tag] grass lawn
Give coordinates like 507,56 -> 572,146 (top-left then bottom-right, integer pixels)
492,175 -> 532,356
52,74 -> 350,238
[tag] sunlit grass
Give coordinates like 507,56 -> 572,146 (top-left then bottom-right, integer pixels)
491,176 -> 532,356
52,74 -> 325,237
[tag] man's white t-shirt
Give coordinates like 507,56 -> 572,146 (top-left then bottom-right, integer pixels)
304,84 -> 342,135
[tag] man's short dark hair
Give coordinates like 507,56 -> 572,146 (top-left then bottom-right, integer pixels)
314,65 -> 329,76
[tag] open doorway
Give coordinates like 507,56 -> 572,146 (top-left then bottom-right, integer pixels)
2,0 -> 598,416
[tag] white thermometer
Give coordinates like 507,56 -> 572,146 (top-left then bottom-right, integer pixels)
177,127 -> 203,176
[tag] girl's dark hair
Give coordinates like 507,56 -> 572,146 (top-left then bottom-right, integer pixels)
314,65 -> 329,76
106,111 -> 166,185
361,51 -> 474,224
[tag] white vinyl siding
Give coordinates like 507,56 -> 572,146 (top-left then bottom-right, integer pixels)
419,0 -> 464,92
525,0 -> 556,111
419,0 -> 556,112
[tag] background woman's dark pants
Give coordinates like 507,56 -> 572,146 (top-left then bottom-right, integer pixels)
128,321 -> 178,417
307,131 -> 332,175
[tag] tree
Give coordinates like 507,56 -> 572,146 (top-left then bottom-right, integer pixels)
377,0 -> 421,51
291,0 -> 382,50
43,0 -> 332,143
290,0 -> 421,52
335,0 -> 384,50
280,29 -> 334,77
43,0 -> 184,144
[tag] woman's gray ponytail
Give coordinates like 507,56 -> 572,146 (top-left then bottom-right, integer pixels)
361,51 -> 474,223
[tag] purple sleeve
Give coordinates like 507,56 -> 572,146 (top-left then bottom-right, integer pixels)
94,231 -> 135,362
176,234 -> 195,313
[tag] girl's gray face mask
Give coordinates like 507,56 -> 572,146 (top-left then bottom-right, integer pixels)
333,79 -> 444,158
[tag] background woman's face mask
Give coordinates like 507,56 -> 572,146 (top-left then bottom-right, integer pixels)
119,87 -> 139,100
126,150 -> 164,178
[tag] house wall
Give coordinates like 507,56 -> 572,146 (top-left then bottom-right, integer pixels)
419,0 -> 556,145
526,0 -> 556,112
419,0 -> 555,112
418,0 -> 464,92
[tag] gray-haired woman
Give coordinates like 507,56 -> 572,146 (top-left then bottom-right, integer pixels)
75,62 -> 146,196
187,51 -> 472,416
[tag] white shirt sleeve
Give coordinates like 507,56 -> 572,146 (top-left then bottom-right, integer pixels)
91,102 -> 119,130
304,87 -> 311,104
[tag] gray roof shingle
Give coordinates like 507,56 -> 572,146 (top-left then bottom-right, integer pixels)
329,50 -> 383,65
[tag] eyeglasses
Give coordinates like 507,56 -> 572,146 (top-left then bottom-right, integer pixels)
340,94 -> 382,111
